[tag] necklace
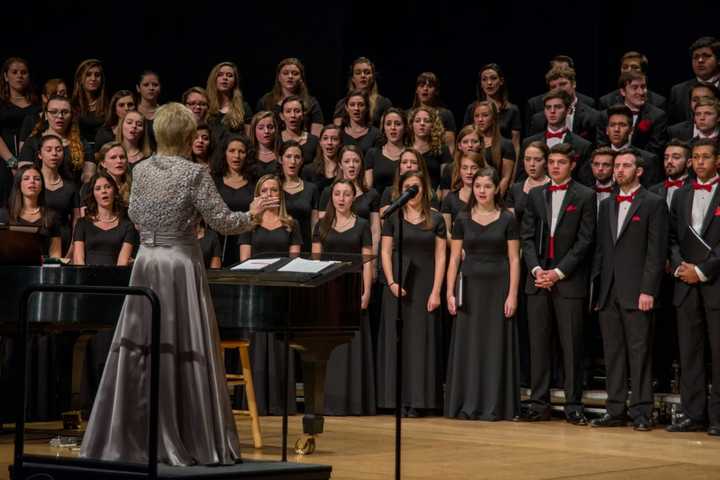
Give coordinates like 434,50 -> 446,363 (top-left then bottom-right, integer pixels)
285,179 -> 302,189
404,210 -> 423,222
97,215 -> 118,223
23,207 -> 40,215
335,214 -> 354,229
473,208 -> 498,216
47,176 -> 62,186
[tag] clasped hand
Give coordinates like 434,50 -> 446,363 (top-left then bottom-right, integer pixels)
534,269 -> 560,289
676,262 -> 701,284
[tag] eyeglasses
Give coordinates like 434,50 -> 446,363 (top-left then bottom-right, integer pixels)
186,102 -> 208,108
47,109 -> 71,118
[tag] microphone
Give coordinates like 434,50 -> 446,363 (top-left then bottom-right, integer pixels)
381,185 -> 419,219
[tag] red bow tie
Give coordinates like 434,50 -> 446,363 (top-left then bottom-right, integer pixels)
664,179 -> 684,189
692,180 -> 717,191
615,191 -> 638,203
545,129 -> 567,139
548,183 -> 569,192
595,186 -> 613,193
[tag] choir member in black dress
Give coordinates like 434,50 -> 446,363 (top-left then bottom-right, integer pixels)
206,62 -> 252,137
525,62 -> 596,134
463,64 -> 521,152
71,59 -> 108,144
279,95 -> 318,165
597,71 -> 668,156
590,148 -> 668,432
136,71 -> 161,121
211,134 -> 255,266
379,148 -> 438,215
602,105 -> 660,187
520,89 -> 593,186
589,147 -> 616,209
191,123 -> 212,168
506,141 -> 550,388
518,143 -> 596,425
413,72 -> 456,149
377,171 -> 447,416
365,108 -> 406,194
408,107 -> 451,190
183,87 -> 210,125
312,179 -> 375,415
666,139 -> 720,436
117,111 -> 152,167
18,78 -> 67,149
248,111 -> 280,181
238,174 -> 301,415
598,52 -> 667,112
94,90 -> 136,148
301,124 -> 341,192
340,90 -> 381,154
1,164 -> 62,256
0,57 -> 41,166
319,146 -> 380,253
334,57 -> 392,127
471,101 -> 515,194
20,95 -> 94,184
73,172 -> 136,266
279,140 -> 318,252
668,37 -> 720,125
196,221 -> 222,269
257,58 -> 323,136
439,125 -> 483,198
95,142 -> 131,206
441,151 -> 484,234
38,135 -> 80,257
445,167 -> 521,420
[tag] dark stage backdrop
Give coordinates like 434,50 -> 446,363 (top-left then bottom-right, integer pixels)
4,2 -> 720,125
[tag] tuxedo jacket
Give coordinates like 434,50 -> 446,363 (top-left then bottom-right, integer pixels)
525,91 -> 596,134
598,89 -> 667,112
668,78 -> 700,125
516,131 -> 593,186
592,188 -> 668,310
669,183 -> 720,307
521,180 -> 596,298
527,101 -> 600,141
597,103 -> 668,155
667,120 -> 693,142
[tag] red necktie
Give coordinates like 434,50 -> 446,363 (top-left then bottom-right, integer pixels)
595,186 -> 613,193
545,129 -> 567,139
615,191 -> 637,203
664,179 -> 684,189
548,183 -> 569,192
692,180 -> 716,191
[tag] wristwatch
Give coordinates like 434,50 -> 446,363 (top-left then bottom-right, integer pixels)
5,155 -> 18,169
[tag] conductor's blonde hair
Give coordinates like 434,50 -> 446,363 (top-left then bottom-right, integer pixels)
153,102 -> 197,156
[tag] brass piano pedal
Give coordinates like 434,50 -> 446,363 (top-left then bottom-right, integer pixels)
61,410 -> 83,431
294,434 -> 316,455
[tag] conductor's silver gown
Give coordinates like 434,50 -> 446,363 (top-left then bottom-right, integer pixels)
80,155 -> 251,465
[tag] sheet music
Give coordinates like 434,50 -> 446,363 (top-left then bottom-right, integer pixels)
277,257 -> 339,274
231,257 -> 284,271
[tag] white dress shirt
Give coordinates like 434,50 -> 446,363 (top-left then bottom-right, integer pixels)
688,175 -> 718,281
693,125 -> 720,139
532,179 -> 571,280
595,181 -> 613,209
545,126 -> 568,148
616,184 -> 641,238
565,97 -> 578,131
665,175 -> 687,208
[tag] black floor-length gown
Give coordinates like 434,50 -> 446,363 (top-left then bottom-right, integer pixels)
444,210 -> 520,420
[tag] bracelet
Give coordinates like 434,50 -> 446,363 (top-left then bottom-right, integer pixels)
5,155 -> 18,169
389,281 -> 396,287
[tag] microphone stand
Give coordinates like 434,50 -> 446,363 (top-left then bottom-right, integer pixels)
394,207 -> 404,480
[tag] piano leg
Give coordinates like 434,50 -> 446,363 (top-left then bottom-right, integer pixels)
65,332 -> 95,431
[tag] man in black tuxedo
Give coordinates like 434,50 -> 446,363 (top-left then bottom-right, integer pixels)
597,72 -> 668,156
650,139 -> 692,207
526,65 -> 596,136
600,105 -> 660,186
668,37 -> 720,125
667,139 -> 720,436
590,147 -> 616,210
667,84 -> 720,141
518,143 -> 596,425
598,51 -> 667,112
668,97 -> 720,142
590,148 -> 668,431
518,90 -> 593,185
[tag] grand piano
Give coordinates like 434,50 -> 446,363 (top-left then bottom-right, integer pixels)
0,253 -> 370,455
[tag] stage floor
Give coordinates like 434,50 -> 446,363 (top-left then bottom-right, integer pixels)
2,415 -> 719,479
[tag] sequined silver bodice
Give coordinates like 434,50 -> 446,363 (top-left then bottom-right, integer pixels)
128,155 -> 250,236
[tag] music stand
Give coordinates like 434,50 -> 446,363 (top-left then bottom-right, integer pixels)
0,226 -> 42,266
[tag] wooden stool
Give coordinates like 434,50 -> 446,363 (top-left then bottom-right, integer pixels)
221,339 -> 262,448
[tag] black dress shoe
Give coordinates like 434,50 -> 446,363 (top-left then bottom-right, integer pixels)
708,425 -> 720,436
515,409 -> 551,422
566,411 -> 588,426
633,416 -> 653,431
666,417 -> 706,432
590,413 -> 626,428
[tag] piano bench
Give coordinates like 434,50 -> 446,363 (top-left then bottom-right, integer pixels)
221,339 -> 263,449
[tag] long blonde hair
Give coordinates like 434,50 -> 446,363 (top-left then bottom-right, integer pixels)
206,62 -> 247,131
71,59 -> 108,118
252,174 -> 294,231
